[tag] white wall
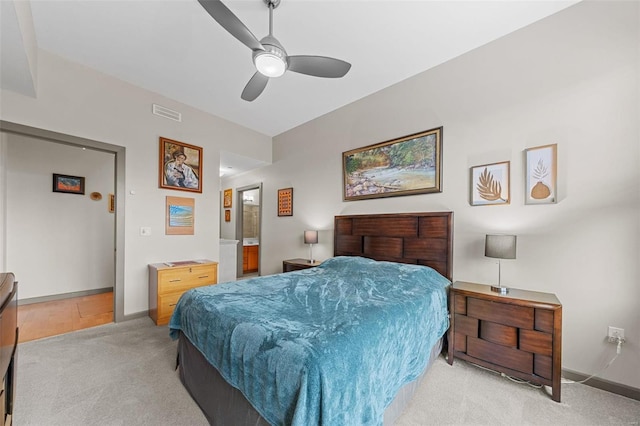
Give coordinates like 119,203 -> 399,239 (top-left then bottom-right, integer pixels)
222,1 -> 640,390
5,134 -> 114,299
0,50 -> 272,316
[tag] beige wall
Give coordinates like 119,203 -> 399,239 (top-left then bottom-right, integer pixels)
1,50 -> 272,316
222,1 -> 640,389
5,134 -> 115,299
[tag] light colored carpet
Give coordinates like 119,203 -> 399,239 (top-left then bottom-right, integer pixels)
15,317 -> 640,425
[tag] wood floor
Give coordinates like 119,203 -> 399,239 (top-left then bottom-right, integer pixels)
18,291 -> 114,343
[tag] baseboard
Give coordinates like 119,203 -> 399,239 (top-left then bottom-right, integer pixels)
18,287 -> 113,305
120,310 -> 150,322
562,368 -> 640,401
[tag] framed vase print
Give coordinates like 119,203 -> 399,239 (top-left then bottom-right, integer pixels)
525,144 -> 557,204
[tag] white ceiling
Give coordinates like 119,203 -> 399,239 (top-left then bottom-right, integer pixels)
2,1 -> 579,174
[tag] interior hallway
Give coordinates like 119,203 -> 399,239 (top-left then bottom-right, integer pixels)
17,291 -> 113,343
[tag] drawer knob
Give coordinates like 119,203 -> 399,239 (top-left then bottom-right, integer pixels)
198,275 -> 209,279
169,279 -> 181,283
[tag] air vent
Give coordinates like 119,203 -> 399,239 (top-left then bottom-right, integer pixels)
152,104 -> 182,122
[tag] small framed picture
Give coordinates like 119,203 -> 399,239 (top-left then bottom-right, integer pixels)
525,144 -> 557,204
470,161 -> 510,206
224,209 -> 231,222
223,188 -> 232,208
166,196 -> 195,235
159,137 -> 202,193
108,193 -> 115,213
53,174 -> 85,195
277,187 -> 293,217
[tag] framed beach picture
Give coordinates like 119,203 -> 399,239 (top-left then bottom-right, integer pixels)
342,127 -> 442,201
159,137 -> 203,193
525,144 -> 557,204
166,196 -> 195,235
52,173 -> 85,195
470,161 -> 510,206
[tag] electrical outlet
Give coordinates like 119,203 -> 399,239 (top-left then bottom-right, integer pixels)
608,326 -> 625,343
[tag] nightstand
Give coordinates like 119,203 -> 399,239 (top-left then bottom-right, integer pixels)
282,258 -> 322,273
447,281 -> 562,402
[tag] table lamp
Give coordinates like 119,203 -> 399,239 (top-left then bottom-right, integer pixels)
485,234 -> 517,294
304,230 -> 318,264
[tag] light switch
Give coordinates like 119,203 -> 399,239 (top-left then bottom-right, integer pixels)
140,227 -> 152,236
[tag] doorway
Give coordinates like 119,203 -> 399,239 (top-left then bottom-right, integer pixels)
0,121 -> 126,322
236,183 -> 262,278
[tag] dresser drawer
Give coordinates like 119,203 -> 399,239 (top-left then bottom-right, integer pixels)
467,297 -> 534,329
158,264 -> 216,294
158,291 -> 183,323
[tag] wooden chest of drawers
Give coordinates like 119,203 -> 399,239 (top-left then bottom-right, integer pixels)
447,281 -> 562,402
148,260 -> 218,326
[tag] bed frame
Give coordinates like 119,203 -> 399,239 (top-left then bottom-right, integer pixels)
177,211 -> 454,425
334,211 -> 453,280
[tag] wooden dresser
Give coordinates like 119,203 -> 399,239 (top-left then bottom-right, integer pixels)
148,260 -> 218,326
448,281 -> 562,402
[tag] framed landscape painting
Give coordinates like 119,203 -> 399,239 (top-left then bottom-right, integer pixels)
470,161 -> 510,206
342,127 -> 442,201
52,174 -> 85,195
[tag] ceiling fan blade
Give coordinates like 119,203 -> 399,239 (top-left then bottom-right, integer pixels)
197,0 -> 264,51
287,56 -> 351,78
241,72 -> 269,102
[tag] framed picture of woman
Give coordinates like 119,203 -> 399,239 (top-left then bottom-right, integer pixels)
159,137 -> 203,193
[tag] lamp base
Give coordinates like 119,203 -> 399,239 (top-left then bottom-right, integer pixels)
491,285 -> 509,294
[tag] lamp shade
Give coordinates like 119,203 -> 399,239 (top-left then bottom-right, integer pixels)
485,234 -> 517,259
304,230 -> 318,245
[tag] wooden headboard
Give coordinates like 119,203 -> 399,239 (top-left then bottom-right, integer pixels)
334,212 -> 453,281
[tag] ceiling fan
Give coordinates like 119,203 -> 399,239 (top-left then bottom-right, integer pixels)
197,0 -> 352,101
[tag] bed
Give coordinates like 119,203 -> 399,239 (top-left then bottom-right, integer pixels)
169,211 -> 453,426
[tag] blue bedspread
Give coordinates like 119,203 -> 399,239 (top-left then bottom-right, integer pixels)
169,256 -> 450,426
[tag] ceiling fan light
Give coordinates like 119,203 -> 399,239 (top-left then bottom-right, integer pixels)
254,52 -> 286,77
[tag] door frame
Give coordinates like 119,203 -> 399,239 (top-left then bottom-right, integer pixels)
0,120 -> 126,322
235,183 -> 262,278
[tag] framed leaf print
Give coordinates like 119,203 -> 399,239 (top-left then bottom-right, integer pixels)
525,144 -> 557,204
470,161 -> 510,206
